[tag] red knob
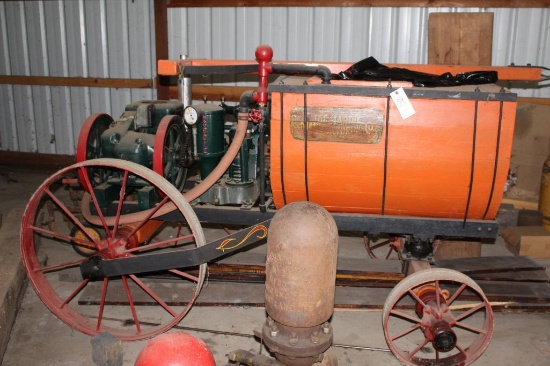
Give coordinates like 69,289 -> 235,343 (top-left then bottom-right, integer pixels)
255,45 -> 273,62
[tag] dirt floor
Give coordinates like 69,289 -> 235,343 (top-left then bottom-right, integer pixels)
1,166 -> 550,365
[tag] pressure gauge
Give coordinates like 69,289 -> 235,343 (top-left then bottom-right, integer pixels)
183,106 -> 199,125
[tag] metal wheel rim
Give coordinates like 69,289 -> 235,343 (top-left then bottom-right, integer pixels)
382,268 -> 494,365
21,158 -> 206,341
76,113 -> 114,191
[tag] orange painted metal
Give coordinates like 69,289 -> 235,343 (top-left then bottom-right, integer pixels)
269,79 -> 516,220
158,59 -> 541,81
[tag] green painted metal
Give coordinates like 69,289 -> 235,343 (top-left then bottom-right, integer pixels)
195,104 -> 226,180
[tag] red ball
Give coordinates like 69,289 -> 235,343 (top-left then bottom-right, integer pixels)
135,332 -> 215,366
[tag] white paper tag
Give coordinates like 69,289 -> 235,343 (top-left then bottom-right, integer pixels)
390,87 -> 415,120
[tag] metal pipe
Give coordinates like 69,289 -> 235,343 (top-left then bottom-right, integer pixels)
258,109 -> 266,212
271,63 -> 332,84
178,55 -> 192,108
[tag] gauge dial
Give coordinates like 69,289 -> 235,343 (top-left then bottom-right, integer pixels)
183,106 -> 199,125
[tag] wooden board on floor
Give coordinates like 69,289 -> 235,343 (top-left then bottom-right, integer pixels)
428,12 -> 494,66
79,278 -> 550,312
434,256 -> 549,282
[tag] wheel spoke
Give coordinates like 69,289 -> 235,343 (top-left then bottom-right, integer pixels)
129,274 -> 177,317
371,240 -> 391,251
385,246 -> 393,259
453,320 -> 486,334
60,279 -> 90,308
37,258 -> 87,273
124,195 -> 171,240
453,302 -> 487,322
78,167 -> 112,237
435,280 -> 441,311
43,188 -> 100,246
96,278 -> 109,331
407,338 -> 430,360
168,268 -> 200,282
29,225 -> 96,250
123,234 -> 195,254
111,170 -> 129,237
122,276 -> 141,334
408,289 -> 427,308
390,309 -> 423,324
390,323 -> 422,342
447,283 -> 467,306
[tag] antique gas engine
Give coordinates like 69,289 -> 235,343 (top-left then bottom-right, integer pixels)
76,95 -> 264,208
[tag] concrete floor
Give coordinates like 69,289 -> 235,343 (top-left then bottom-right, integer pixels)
1,167 -> 550,365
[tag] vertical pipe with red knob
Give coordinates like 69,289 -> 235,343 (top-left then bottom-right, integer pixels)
254,45 -> 273,106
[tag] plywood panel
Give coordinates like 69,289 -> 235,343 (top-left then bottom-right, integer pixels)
428,12 -> 494,65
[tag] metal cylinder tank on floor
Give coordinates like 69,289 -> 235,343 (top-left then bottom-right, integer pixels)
265,201 -> 339,327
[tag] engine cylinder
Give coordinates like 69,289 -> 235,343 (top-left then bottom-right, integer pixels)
195,104 -> 225,180
265,201 -> 338,328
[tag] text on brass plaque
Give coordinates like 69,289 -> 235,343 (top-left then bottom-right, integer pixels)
290,107 -> 384,144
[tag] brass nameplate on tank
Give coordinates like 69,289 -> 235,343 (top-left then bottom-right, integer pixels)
290,107 -> 383,143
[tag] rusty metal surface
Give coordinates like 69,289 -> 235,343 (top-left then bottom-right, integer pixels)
265,201 -> 339,328
261,318 -> 332,362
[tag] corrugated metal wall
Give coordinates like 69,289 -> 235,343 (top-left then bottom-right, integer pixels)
1,2 -> 549,155
169,7 -> 550,93
0,0 -> 155,155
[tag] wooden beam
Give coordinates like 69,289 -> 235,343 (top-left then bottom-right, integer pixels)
155,0 -> 170,100
518,97 -> 550,106
167,0 -> 550,8
0,151 -> 75,171
0,76 -> 154,89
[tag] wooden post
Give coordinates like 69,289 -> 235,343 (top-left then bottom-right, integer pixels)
154,0 -> 170,100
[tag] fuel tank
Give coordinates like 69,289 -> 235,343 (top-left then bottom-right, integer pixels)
269,77 -> 517,220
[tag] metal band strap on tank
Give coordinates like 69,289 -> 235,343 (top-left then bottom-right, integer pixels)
463,98 -> 479,228
279,92 -> 287,205
304,93 -> 310,201
381,96 -> 391,215
482,100 -> 504,220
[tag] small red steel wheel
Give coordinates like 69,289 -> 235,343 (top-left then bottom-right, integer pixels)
21,158 -> 206,341
153,115 -> 189,192
76,113 -> 114,191
364,234 -> 404,261
382,268 -> 494,365
135,331 -> 215,366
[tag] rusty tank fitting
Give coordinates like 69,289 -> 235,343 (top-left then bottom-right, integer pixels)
262,201 -> 339,366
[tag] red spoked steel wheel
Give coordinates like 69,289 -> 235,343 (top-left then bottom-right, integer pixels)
20,158 -> 206,341
153,115 -> 188,192
364,235 -> 404,261
382,268 -> 494,365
